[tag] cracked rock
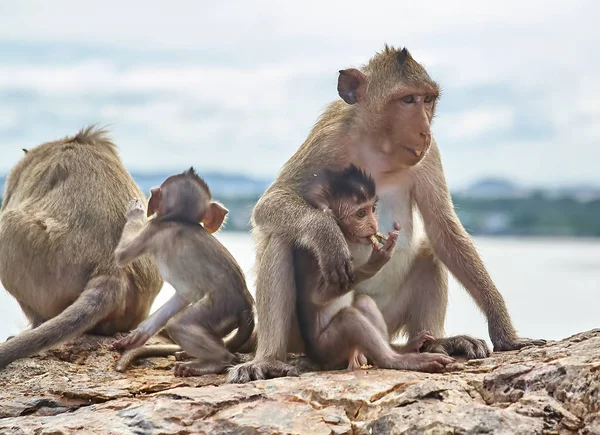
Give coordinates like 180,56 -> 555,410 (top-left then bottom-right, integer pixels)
0,330 -> 598,434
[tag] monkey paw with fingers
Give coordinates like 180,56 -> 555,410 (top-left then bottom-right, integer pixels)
108,330 -> 151,351
493,337 -> 547,352
316,248 -> 355,292
125,198 -> 145,221
226,359 -> 300,383
404,352 -> 455,373
404,330 -> 436,352
421,334 -> 491,359
367,229 -> 399,270
347,350 -> 368,371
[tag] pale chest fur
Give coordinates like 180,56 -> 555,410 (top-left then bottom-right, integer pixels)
349,182 -> 426,306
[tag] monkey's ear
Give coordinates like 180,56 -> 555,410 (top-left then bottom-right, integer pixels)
305,180 -> 330,211
147,187 -> 161,217
22,148 -> 28,154
337,68 -> 366,105
202,201 -> 228,233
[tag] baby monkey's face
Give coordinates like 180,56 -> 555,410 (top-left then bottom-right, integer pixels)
336,197 -> 378,245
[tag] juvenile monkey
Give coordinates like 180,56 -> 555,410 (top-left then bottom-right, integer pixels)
296,164 -> 452,372
228,45 -> 545,383
0,126 -> 163,369
109,168 -> 255,377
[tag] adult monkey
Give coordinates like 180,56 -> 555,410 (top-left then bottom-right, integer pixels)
228,45 -> 546,383
0,126 -> 163,369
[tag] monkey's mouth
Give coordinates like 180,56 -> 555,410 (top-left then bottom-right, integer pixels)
401,145 -> 426,159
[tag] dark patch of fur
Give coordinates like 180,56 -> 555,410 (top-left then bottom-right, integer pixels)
322,164 -> 376,204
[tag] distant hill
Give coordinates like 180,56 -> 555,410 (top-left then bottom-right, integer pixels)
130,172 -> 272,198
0,171 -> 273,199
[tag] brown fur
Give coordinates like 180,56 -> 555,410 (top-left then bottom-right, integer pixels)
0,126 -> 163,369
109,171 -> 255,376
227,45 -> 545,383
296,165 -> 453,372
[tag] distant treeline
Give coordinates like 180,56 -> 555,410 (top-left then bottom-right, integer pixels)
2,194 -> 599,237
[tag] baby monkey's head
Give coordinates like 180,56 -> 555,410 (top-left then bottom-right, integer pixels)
306,164 -> 378,245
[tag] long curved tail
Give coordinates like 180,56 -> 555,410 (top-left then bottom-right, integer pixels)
115,344 -> 182,372
224,307 -> 255,353
0,275 -> 124,370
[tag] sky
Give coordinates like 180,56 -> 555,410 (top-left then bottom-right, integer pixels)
0,0 -> 598,189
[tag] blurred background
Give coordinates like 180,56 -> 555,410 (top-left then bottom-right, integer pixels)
0,1 -> 598,346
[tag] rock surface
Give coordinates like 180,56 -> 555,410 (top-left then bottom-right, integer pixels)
0,330 -> 598,434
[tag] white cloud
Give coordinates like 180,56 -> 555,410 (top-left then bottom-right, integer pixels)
0,0 -> 598,188
435,108 -> 515,141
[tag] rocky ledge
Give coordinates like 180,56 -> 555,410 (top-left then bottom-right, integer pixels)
0,330 -> 598,434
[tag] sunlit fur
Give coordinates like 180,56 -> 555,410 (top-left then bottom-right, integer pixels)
0,126 -> 163,369
227,45 -> 545,384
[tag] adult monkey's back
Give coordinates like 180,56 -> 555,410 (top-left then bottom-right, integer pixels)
0,126 -> 163,369
228,46 -> 546,383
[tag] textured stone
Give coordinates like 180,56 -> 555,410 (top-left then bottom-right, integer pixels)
0,330 -> 598,434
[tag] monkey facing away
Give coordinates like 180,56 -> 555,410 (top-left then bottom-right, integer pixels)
228,45 -> 545,383
109,168 -> 255,377
296,164 -> 453,372
0,126 -> 163,369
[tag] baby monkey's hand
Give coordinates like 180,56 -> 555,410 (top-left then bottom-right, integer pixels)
125,198 -> 145,221
367,223 -> 400,270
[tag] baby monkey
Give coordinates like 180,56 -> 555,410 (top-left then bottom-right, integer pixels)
109,168 -> 255,377
296,164 -> 454,372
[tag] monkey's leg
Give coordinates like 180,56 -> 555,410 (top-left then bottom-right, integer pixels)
383,247 -> 490,359
0,275 -> 127,369
317,307 -> 454,373
227,235 -> 300,383
110,293 -> 189,351
167,301 -> 238,377
353,294 -> 389,338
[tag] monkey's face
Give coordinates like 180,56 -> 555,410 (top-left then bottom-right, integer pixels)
338,199 -> 378,245
337,46 -> 440,171
378,90 -> 437,168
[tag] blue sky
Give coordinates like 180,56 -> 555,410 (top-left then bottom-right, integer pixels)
0,0 -> 598,189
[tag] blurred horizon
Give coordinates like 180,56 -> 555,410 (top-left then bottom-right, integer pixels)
0,0 -> 599,191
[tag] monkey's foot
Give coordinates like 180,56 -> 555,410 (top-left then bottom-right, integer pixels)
421,335 -> 491,359
408,353 -> 455,373
493,337 -> 547,352
108,330 -> 150,351
173,360 -> 227,377
174,351 -> 193,361
226,359 -> 300,383
347,350 -> 368,371
402,330 -> 436,353
125,198 -> 145,220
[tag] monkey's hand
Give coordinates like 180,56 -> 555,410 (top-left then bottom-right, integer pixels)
315,236 -> 355,292
366,228 -> 399,271
125,198 -> 145,221
109,329 -> 151,351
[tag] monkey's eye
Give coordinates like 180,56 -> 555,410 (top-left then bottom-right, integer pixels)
424,95 -> 435,104
372,204 -> 377,213
356,209 -> 367,219
401,95 -> 415,104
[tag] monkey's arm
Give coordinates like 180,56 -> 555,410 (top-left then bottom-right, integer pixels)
110,293 -> 190,351
414,143 -> 543,350
114,198 -> 155,267
253,188 -> 354,287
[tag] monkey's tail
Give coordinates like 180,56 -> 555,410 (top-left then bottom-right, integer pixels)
115,344 -> 182,372
224,308 -> 256,353
0,275 -> 124,370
